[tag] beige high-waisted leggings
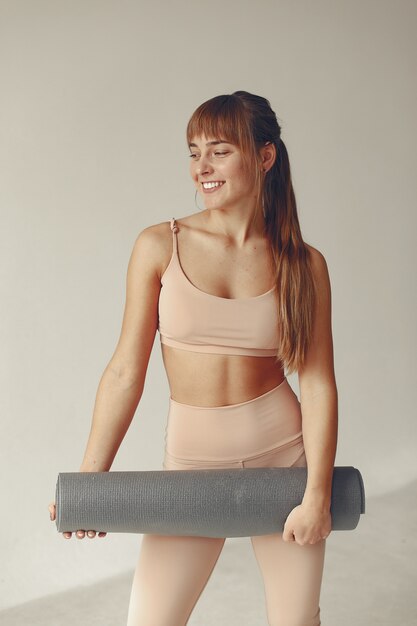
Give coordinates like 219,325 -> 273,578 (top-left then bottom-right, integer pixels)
126,378 -> 326,626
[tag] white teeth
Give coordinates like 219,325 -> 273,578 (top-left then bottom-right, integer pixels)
202,181 -> 224,189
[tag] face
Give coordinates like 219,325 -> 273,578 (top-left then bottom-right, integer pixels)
188,134 -> 257,210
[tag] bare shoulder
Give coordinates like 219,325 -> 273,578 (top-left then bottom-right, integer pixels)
133,213 -> 205,275
305,242 -> 329,274
135,220 -> 171,242
305,242 -> 332,298
132,220 -> 176,280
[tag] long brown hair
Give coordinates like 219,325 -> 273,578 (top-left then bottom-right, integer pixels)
186,91 -> 316,374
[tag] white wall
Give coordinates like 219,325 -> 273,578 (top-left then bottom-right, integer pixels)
1,0 -> 416,610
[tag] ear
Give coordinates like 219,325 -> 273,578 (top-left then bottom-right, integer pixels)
259,141 -> 276,173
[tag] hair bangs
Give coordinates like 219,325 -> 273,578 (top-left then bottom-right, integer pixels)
187,96 -> 251,155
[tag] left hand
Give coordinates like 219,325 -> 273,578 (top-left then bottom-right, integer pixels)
282,501 -> 332,546
48,501 -> 107,539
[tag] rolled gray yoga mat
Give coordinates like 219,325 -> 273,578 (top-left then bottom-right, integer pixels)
55,466 -> 365,538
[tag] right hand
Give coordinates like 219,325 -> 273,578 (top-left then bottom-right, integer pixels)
48,501 -> 107,539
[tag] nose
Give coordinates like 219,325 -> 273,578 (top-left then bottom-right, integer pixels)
195,153 -> 213,177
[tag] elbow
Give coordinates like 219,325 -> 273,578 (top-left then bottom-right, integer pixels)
105,363 -> 145,395
300,379 -> 338,403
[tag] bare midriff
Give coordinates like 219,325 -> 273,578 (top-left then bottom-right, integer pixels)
161,344 -> 286,407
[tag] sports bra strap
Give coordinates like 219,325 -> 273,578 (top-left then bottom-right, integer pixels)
170,217 -> 178,252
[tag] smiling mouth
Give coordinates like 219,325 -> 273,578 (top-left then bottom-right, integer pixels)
201,181 -> 225,191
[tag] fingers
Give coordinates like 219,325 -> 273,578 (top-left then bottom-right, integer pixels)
294,535 -> 327,546
61,529 -> 107,539
48,503 -> 56,521
283,532 -> 326,546
309,536 -> 326,544
282,527 -> 295,542
49,500 -> 106,538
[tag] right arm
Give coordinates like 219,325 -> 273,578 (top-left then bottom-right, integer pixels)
49,224 -> 164,536
79,225 -> 163,472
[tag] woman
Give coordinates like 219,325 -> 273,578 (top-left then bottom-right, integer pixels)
50,90 -> 338,626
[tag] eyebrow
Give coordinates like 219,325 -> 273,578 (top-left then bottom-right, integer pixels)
188,140 -> 232,148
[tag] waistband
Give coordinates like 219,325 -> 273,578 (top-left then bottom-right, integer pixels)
164,377 -> 303,461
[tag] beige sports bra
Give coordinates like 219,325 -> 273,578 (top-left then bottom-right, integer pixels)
157,218 -> 280,357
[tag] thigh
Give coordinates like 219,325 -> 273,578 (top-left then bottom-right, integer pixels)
126,533 -> 226,626
251,532 -> 326,626
246,440 -> 325,625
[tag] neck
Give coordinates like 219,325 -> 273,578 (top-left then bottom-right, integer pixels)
203,206 -> 265,248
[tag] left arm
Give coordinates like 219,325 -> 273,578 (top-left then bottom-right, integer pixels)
282,246 -> 338,544
299,246 -> 338,507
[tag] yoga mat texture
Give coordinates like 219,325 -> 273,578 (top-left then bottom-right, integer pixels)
55,466 -> 365,538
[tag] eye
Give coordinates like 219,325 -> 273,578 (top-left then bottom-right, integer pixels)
188,150 -> 229,159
